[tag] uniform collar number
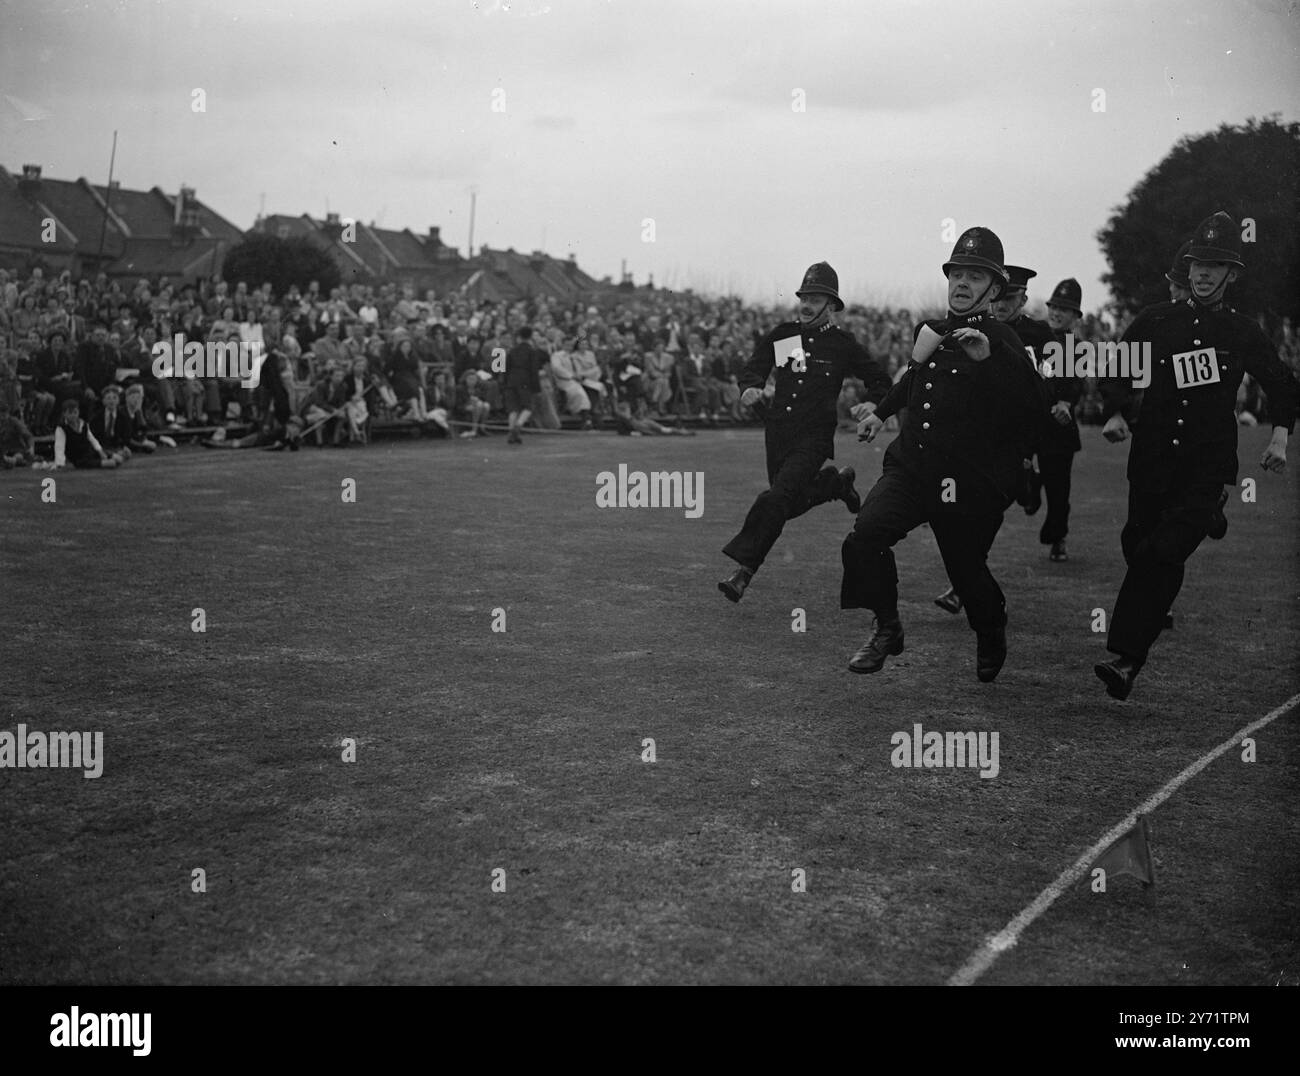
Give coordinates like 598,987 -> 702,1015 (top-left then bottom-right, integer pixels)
1171,347 -> 1221,390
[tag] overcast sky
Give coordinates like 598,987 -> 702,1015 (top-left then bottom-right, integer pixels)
2,0 -> 1297,309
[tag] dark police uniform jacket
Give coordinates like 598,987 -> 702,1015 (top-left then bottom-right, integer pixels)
1008,314 -> 1054,367
1039,326 -> 1084,455
1007,314 -> 1056,454
1104,299 -> 1299,490
504,343 -> 542,392
873,313 -> 1043,515
738,320 -> 891,460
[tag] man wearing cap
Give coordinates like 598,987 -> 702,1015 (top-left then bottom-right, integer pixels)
934,263 -> 1051,613
1034,278 -> 1087,561
717,262 -> 891,602
1095,211 -> 1298,700
848,227 -> 1043,681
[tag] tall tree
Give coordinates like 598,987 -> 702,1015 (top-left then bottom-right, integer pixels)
222,233 -> 341,296
1097,115 -> 1299,321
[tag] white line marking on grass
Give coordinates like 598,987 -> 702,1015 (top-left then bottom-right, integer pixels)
948,691 -> 1300,986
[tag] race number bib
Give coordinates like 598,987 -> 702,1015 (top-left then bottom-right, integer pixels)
1171,347 -> 1221,390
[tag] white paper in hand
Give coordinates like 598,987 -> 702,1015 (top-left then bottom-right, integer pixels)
772,334 -> 803,368
912,324 -> 944,364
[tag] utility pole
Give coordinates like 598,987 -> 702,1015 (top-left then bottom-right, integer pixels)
95,130 -> 118,264
468,187 -> 477,259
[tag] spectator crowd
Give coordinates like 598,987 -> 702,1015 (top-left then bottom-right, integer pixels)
2,263 -> 1297,469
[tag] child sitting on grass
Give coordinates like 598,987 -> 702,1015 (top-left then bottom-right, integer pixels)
52,398 -> 121,469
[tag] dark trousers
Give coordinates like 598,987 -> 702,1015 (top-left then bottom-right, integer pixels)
1037,450 -> 1075,544
722,430 -> 839,571
1108,479 -> 1221,660
841,462 -> 1007,634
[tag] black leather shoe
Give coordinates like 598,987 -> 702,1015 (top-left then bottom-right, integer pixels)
1207,487 -> 1229,540
848,617 -> 904,674
1050,541 -> 1068,562
934,586 -> 963,614
718,566 -> 754,603
976,624 -> 1007,682
838,466 -> 861,515
1094,654 -> 1144,700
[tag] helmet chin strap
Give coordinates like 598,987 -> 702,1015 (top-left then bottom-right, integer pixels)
1192,274 -> 1231,308
950,276 -> 999,316
801,297 -> 831,327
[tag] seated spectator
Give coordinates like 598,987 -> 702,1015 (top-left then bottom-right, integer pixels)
0,398 -> 36,469
90,383 -> 133,461
36,329 -> 79,404
74,324 -> 119,412
52,398 -> 120,469
550,340 -> 595,428
121,382 -> 165,453
609,349 -> 646,413
14,332 -> 54,432
300,366 -> 350,446
12,293 -> 41,339
341,357 -> 371,444
385,337 -> 427,421
643,347 -> 675,415
312,320 -> 347,374
457,367 -> 492,438
710,347 -> 740,419
570,338 -> 608,412
0,348 -> 20,413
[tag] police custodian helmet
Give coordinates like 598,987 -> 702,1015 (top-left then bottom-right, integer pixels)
1184,211 -> 1245,268
797,261 -> 845,311
942,227 -> 1010,297
1166,239 -> 1193,286
1046,278 -> 1083,314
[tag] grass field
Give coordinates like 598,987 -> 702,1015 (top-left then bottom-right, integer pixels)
1,424 -> 1297,985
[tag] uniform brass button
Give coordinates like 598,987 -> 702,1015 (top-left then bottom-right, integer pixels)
922,421 -> 931,429
925,382 -> 933,389
1182,400 -> 1188,406
923,403 -> 931,409
786,406 -> 792,412
792,392 -> 797,397
950,369 -> 957,374
1172,439 -> 1180,446
1193,339 -> 1201,345
1177,418 -> 1184,425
